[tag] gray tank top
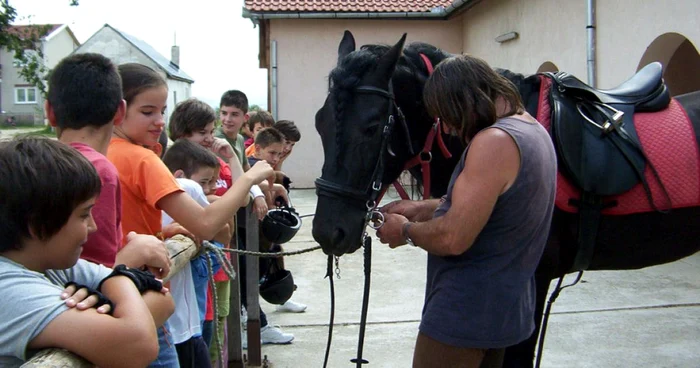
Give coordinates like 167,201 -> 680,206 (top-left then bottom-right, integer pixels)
420,117 -> 556,348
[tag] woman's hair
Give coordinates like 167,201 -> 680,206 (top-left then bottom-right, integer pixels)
117,63 -> 167,105
423,54 -> 524,143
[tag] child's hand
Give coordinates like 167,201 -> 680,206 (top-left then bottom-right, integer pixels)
62,282 -> 113,314
116,232 -> 172,279
211,138 -> 235,160
245,160 -> 275,183
253,196 -> 268,220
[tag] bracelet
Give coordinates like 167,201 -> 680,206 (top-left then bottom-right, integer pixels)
250,185 -> 264,199
98,264 -> 163,294
402,222 -> 417,247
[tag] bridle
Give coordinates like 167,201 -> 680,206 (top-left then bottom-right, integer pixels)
315,83 -> 409,236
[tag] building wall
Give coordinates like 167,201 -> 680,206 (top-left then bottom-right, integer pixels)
44,27 -> 79,69
0,28 -> 78,124
460,0 -> 700,88
166,79 -> 192,124
269,18 -> 463,188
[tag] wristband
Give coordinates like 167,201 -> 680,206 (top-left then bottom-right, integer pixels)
98,264 -> 163,294
250,185 -> 264,199
64,281 -> 115,315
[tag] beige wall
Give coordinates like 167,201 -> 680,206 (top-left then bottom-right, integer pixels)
269,19 -> 463,188
461,0 -> 700,88
44,28 -> 78,69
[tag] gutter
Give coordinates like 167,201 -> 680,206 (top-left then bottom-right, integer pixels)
243,0 -> 481,22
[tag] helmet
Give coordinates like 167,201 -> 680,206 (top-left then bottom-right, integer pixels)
261,207 -> 302,244
259,269 -> 295,305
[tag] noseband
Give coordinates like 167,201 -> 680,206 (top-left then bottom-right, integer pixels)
315,83 -> 410,233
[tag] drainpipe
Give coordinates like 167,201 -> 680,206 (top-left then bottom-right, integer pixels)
586,0 -> 596,87
271,40 -> 278,120
242,0 -> 481,20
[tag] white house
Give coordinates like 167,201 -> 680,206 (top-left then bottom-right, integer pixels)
72,24 -> 194,124
0,24 -> 79,125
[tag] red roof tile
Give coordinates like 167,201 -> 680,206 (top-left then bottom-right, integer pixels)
7,24 -> 62,40
244,0 -> 454,13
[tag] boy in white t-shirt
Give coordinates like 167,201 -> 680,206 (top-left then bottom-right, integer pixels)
162,139 -> 232,367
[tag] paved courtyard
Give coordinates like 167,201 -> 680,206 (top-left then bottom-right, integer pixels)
244,189 -> 700,368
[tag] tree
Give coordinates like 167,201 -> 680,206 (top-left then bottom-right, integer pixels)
0,0 -> 79,98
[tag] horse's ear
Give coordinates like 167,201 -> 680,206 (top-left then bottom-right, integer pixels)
338,30 -> 356,65
376,33 -> 407,81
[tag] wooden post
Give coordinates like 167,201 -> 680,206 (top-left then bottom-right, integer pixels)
245,203 -> 263,366
22,235 -> 198,368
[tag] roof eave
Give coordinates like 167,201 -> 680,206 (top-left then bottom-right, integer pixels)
242,0 -> 482,21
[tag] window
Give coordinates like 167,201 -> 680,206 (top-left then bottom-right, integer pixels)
15,87 -> 38,104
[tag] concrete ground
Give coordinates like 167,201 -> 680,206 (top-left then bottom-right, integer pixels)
245,189 -> 700,368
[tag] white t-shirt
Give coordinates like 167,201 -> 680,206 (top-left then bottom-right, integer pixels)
0,257 -> 112,367
162,178 -> 209,344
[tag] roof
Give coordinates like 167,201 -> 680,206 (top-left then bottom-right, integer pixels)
104,24 -> 194,83
7,24 -> 62,40
244,0 -> 455,13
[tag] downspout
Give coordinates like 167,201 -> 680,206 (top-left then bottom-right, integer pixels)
271,40 -> 278,120
586,0 -> 596,87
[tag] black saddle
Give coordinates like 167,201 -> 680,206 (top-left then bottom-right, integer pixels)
545,63 -> 670,197
552,62 -> 670,112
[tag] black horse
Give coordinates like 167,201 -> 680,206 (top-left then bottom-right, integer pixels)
313,31 -> 700,367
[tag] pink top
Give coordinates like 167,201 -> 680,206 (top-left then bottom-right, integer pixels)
70,142 -> 122,267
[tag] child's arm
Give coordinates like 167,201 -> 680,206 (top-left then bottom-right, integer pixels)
213,223 -> 232,246
158,161 -> 273,240
28,276 -> 174,368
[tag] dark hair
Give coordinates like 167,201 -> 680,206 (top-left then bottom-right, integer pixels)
219,90 -> 249,113
168,98 -> 217,140
47,53 -> 123,129
0,137 -> 101,252
254,127 -> 285,148
163,139 -> 220,178
118,63 -> 167,105
273,120 -> 301,142
423,54 -> 524,143
248,110 -> 275,131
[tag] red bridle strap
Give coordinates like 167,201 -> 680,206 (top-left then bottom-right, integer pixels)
390,54 -> 452,201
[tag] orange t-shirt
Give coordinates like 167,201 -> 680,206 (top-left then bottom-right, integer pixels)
107,137 -> 183,240
244,143 -> 256,158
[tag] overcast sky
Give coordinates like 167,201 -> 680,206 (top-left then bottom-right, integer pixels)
14,0 -> 268,109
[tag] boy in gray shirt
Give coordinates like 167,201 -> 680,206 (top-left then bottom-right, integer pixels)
0,137 -> 175,367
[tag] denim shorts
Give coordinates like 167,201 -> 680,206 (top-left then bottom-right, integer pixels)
148,321 -> 181,368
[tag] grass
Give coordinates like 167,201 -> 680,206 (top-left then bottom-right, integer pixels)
0,125 -> 57,139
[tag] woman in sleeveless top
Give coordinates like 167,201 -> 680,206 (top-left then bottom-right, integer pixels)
377,55 -> 557,368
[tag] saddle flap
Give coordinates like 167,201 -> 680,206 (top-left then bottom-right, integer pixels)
547,74 -> 647,196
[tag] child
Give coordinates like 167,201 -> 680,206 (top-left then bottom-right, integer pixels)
244,110 -> 275,153
47,53 -> 171,278
0,137 -> 175,367
248,128 -> 307,314
169,98 -> 293,356
108,64 -> 273,367
162,140 -> 232,368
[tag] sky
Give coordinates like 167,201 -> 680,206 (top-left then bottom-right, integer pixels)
13,0 -> 268,109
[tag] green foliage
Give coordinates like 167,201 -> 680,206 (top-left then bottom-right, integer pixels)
0,0 -> 80,99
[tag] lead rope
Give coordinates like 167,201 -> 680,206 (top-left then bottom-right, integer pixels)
322,254 -> 336,368
351,235 -> 372,367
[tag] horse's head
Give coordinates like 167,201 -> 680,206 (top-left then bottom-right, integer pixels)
312,31 -> 414,255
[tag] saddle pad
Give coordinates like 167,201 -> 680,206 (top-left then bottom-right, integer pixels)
537,75 -> 700,215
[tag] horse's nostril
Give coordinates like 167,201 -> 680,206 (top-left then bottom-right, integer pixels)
331,228 -> 345,245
